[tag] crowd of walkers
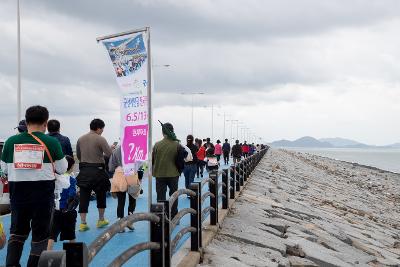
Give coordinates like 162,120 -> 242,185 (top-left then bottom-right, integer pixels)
0,105 -> 266,267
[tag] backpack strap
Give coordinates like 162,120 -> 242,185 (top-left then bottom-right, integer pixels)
29,133 -> 56,177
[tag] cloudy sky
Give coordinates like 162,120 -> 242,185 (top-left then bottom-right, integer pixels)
1,0 -> 400,145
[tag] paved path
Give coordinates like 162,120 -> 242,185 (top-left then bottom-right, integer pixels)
0,161 -> 231,266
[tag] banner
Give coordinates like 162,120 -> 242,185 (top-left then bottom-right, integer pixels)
101,31 -> 149,174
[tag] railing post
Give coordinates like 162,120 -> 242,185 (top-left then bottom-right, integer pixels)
243,158 -> 248,182
196,181 -> 203,248
209,170 -> 218,226
189,183 -> 200,252
150,203 -> 165,267
222,169 -> 229,209
160,200 -> 171,267
229,165 -> 235,199
235,163 -> 240,191
63,242 -> 88,267
239,162 -> 244,187
38,251 -> 66,267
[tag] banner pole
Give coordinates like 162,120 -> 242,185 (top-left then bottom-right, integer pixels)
146,27 -> 153,213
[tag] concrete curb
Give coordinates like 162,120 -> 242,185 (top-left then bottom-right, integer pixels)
175,173 -> 253,267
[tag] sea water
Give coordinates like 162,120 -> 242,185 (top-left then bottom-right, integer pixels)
286,147 -> 400,173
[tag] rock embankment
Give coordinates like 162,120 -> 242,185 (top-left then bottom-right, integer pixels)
199,149 -> 400,267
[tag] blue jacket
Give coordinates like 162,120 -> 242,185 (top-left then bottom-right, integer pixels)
59,176 -> 77,210
48,132 -> 73,157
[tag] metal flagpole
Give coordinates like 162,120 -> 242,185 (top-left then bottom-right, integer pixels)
17,0 -> 21,122
146,27 -> 153,213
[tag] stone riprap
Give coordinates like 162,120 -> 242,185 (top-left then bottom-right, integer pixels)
199,149 -> 400,267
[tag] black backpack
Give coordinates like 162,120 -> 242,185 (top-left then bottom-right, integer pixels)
175,144 -> 188,174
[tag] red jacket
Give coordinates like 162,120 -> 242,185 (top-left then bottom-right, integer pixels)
242,145 -> 249,153
197,146 -> 206,161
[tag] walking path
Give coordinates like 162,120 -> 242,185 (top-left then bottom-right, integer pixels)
199,149 -> 400,266
0,162 -> 232,266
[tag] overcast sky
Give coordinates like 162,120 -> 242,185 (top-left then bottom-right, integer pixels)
1,0 -> 400,145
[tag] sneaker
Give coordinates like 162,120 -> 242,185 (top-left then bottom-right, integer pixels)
96,219 -> 109,228
79,223 -> 90,232
126,213 -> 135,231
117,218 -> 125,233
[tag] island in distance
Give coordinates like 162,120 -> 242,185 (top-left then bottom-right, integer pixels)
269,136 -> 400,149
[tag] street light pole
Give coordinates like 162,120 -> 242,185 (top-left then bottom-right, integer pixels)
191,94 -> 194,135
211,104 -> 214,141
17,0 -> 21,122
181,92 -> 204,135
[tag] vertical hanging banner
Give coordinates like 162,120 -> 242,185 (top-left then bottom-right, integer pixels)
97,29 -> 151,175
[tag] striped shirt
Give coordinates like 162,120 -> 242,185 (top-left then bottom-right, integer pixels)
0,132 -> 67,206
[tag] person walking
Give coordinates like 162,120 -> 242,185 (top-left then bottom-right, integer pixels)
47,119 -> 73,157
231,140 -> 242,164
242,141 -> 249,158
0,105 -> 68,267
222,139 -> 231,165
196,139 -> 206,178
183,135 -> 198,189
14,120 -> 27,133
214,140 -> 222,162
76,118 -> 114,231
47,156 -> 78,250
152,122 -> 181,219
204,147 -> 219,173
109,146 -> 136,231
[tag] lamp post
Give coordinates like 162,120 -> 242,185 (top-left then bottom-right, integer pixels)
226,119 -> 236,142
181,92 -> 204,135
237,122 -> 244,141
17,0 -> 21,123
217,113 -> 230,141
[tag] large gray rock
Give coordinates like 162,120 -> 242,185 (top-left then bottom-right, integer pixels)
199,149 -> 400,267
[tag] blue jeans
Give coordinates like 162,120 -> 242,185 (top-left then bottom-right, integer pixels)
183,164 -> 197,189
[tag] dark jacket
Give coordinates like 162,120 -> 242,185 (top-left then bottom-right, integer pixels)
222,142 -> 231,153
59,176 -> 77,210
231,144 -> 242,158
185,143 -> 199,164
48,132 -> 73,157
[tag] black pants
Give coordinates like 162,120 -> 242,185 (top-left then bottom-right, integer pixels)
155,177 -> 179,219
6,203 -> 53,267
196,161 -> 205,178
116,192 -> 136,218
223,152 -> 230,164
78,187 -> 107,213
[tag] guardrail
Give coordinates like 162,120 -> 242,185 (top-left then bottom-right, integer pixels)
38,148 -> 268,267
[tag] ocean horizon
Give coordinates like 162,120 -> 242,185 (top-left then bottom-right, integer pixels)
284,147 -> 400,174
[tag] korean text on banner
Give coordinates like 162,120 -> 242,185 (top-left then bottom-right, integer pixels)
101,31 -> 149,174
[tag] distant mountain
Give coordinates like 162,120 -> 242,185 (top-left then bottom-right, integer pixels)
270,136 -> 400,149
319,137 -> 364,147
385,143 -> 400,148
270,136 -> 333,148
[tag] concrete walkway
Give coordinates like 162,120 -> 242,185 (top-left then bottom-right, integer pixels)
0,162 -> 231,266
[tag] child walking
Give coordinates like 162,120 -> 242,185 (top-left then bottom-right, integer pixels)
48,155 -> 78,250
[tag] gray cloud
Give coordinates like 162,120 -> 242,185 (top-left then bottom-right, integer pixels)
1,0 -> 400,144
